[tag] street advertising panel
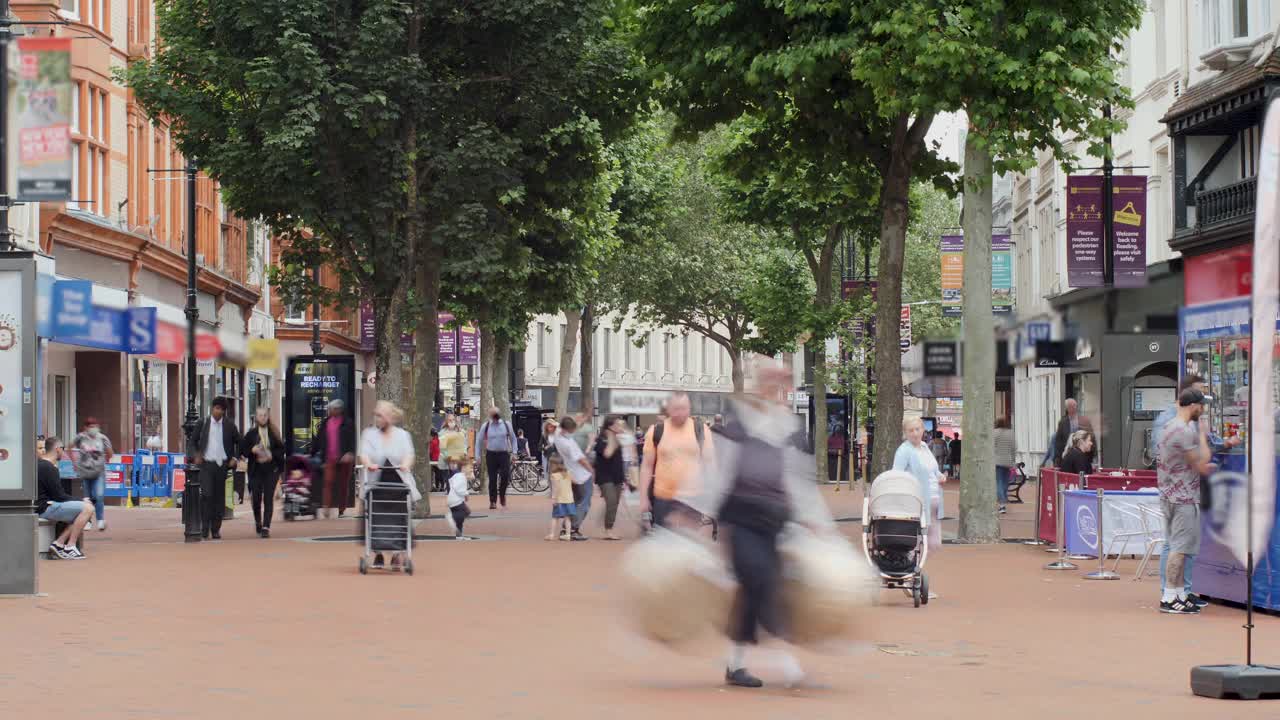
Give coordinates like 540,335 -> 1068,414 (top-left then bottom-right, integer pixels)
0,257 -> 35,497
284,355 -> 355,457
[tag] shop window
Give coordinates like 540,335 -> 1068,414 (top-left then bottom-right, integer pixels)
60,0 -> 78,20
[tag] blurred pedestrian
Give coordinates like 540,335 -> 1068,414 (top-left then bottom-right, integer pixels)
893,417 -> 945,553
446,458 -> 472,541
429,429 -> 443,491
313,399 -> 356,519
70,416 -> 113,532
947,433 -> 962,480
553,416 -> 595,541
928,431 -> 949,473
1059,430 -> 1095,477
546,449 -> 575,541
516,429 -> 531,458
242,406 -> 285,538
682,364 -> 835,689
439,413 -> 467,472
474,408 -> 517,510
640,391 -> 712,529
993,417 -> 1017,514
1052,399 -> 1081,468
359,400 -> 419,569
193,398 -> 242,540
593,415 -> 629,540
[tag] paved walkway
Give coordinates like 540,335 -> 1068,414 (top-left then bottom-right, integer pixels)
3,483 -> 1276,719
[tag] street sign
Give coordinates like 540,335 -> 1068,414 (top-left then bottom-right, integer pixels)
924,341 -> 960,377
1035,340 -> 1066,368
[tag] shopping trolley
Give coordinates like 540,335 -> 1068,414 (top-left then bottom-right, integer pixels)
358,470 -> 416,576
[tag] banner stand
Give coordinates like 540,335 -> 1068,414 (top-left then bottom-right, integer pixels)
1067,472 -> 1096,560
1045,483 -> 1078,571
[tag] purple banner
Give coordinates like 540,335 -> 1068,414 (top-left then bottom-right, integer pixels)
1112,175 -> 1147,288
1067,175 -> 1105,288
458,323 -> 479,365
359,300 -> 415,354
438,313 -> 457,365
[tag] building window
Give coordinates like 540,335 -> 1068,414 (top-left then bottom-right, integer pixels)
69,142 -> 80,210
700,337 -> 708,374
602,328 -> 612,370
536,322 -> 547,367
98,149 -> 107,218
59,0 -> 78,19
643,334 -> 652,371
87,150 -> 95,211
1202,0 -> 1269,51
284,301 -> 305,324
681,336 -> 689,373
663,334 -> 671,372
719,346 -> 726,376
624,331 -> 633,371
1154,0 -> 1167,76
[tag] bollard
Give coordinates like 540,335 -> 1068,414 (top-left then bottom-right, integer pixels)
1084,487 -> 1121,580
1045,483 -> 1078,570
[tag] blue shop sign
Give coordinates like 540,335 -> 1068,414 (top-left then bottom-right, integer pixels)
52,279 -> 93,337
49,280 -> 157,354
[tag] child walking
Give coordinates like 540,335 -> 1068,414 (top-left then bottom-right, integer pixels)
547,452 -> 575,541
447,460 -> 472,541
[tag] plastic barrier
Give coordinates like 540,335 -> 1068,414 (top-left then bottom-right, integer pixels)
102,456 -> 133,498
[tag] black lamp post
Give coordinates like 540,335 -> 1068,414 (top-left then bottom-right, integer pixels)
181,161 -> 202,542
309,264 -> 323,356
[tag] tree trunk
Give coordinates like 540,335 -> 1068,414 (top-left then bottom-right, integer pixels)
555,309 -> 581,417
958,135 -> 999,543
408,250 -> 439,517
871,144 -> 914,480
477,324 -> 498,495
580,305 -> 595,419
374,286 -> 406,405
493,336 -> 511,419
729,345 -> 745,394
811,228 -> 838,485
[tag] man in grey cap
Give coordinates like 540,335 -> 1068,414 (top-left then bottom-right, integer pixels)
312,398 -> 356,518
1155,388 -> 1217,615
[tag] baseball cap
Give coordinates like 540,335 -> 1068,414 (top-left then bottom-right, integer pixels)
1179,388 -> 1207,407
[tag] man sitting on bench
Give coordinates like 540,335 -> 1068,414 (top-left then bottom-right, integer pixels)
36,437 -> 92,559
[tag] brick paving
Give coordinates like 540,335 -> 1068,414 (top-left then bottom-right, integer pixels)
3,482 -> 1278,719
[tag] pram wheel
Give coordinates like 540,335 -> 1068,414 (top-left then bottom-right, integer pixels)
359,557 -> 368,575
920,573 -> 930,606
404,559 -> 414,576
912,585 -> 921,607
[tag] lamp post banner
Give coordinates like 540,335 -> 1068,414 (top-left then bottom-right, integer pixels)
15,38 -> 72,202
1066,175 -> 1105,288
940,234 -> 963,317
1111,175 -> 1148,288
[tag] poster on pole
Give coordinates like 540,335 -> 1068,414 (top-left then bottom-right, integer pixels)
438,313 -> 457,365
1112,175 -> 1148,288
899,305 -> 912,354
15,38 -> 72,202
940,235 -> 963,317
458,322 -> 479,365
1066,175 -> 1105,288
992,234 -> 1013,313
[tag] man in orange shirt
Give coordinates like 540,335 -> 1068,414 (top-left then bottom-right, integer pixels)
639,391 -> 713,528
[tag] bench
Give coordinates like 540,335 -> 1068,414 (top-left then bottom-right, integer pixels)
37,518 -> 84,558
1009,463 -> 1029,504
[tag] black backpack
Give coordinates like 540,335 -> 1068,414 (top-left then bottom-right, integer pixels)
652,419 -> 705,454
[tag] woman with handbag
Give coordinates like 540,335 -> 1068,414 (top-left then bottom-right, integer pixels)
242,407 -> 285,538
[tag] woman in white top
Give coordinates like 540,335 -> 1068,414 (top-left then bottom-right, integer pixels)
359,401 -> 420,569
891,416 -> 946,551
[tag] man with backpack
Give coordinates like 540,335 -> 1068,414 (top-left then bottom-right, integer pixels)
474,408 -> 518,509
639,391 -> 714,529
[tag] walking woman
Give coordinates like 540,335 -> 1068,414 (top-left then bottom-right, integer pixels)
358,400 -> 420,569
681,364 -> 835,689
993,417 -> 1017,514
592,415 -> 629,540
312,399 -> 356,518
242,406 -> 285,538
893,417 -> 946,552
70,417 -> 113,532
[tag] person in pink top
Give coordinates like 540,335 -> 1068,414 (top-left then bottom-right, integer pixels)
312,399 -> 356,518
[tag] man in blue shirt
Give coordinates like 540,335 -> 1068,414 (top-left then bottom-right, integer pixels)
475,409 -> 518,510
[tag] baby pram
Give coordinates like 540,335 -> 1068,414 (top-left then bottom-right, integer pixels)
861,470 -> 931,607
282,455 -> 316,520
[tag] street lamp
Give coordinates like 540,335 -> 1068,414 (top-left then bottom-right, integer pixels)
182,161 -> 202,542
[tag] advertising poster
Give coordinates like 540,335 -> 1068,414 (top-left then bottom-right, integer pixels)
15,38 -> 72,202
1067,175 -> 1105,288
358,300 -> 415,353
284,356 -> 355,457
992,234 -> 1013,313
940,235 -> 963,317
0,271 -> 24,491
899,305 -> 912,354
458,323 -> 479,365
438,313 -> 457,365
1112,175 -> 1148,288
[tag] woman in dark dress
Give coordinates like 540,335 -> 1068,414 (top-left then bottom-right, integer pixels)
242,407 -> 285,538
592,415 -> 629,540
1059,430 -> 1095,478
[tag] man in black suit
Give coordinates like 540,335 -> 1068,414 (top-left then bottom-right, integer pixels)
193,397 -> 243,539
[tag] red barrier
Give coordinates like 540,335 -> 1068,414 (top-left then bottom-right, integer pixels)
1039,468 -> 1159,543
1082,473 -> 1158,492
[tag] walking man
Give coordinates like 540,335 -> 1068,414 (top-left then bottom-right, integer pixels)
553,416 -> 595,540
1156,388 -> 1217,614
1052,399 -> 1081,468
639,391 -> 713,528
70,416 -> 113,532
193,397 -> 242,540
312,399 -> 356,518
475,408 -> 517,509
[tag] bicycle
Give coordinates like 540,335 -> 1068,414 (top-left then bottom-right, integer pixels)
510,459 -> 547,493
468,462 -> 483,493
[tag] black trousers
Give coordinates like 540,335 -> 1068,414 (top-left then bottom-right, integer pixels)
199,461 -> 228,536
450,503 -> 470,535
726,524 -> 786,645
486,450 -> 511,505
249,466 -> 279,530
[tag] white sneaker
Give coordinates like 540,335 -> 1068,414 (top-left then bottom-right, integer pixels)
67,546 -> 86,560
97,520 -> 106,531
85,521 -> 94,532
455,535 -> 472,541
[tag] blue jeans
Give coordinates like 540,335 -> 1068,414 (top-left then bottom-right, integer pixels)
996,466 -> 1010,504
81,474 -> 105,522
1159,543 -> 1194,594
572,479 -> 593,532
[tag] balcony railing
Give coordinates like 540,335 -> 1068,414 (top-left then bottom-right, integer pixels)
1195,177 -> 1257,228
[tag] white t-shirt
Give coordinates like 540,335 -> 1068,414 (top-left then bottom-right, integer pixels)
553,430 -> 593,486
447,471 -> 469,508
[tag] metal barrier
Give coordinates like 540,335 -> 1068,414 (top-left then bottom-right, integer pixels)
1045,482 -> 1078,571
1083,488 -> 1121,580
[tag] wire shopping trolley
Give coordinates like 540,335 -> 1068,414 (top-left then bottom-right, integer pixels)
358,467 -> 416,576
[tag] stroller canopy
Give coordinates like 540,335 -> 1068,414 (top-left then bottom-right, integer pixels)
868,471 -> 926,521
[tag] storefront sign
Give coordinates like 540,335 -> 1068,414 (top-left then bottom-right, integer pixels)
247,338 -> 280,371
15,38 -> 72,201
608,389 -> 671,415
923,341 -> 959,377
1066,175 -> 1105,288
939,234 -> 1014,313
940,235 -> 963,317
51,279 -> 91,336
1185,245 -> 1252,305
1112,175 -> 1147,288
51,301 -> 157,355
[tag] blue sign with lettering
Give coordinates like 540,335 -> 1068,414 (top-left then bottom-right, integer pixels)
50,291 -> 157,354
52,280 -> 93,337
1027,322 -> 1051,343
127,307 -> 156,355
